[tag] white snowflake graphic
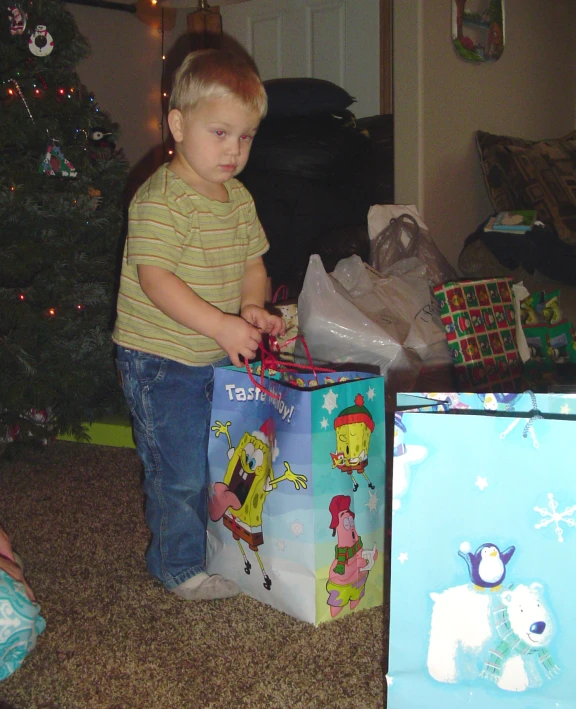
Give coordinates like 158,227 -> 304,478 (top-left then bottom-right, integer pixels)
561,403 -> 571,415
534,493 -> 576,542
320,417 -> 329,430
276,539 -> 286,552
398,552 -> 408,564
365,491 -> 379,512
366,386 -> 376,401
290,520 -> 304,537
475,476 -> 488,491
322,389 -> 338,415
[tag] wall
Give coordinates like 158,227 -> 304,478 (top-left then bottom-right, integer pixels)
68,2 -> 191,191
70,1 -> 576,269
69,0 -> 380,189
394,0 -> 576,268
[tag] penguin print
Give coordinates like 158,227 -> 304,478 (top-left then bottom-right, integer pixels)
458,541 -> 515,591
478,393 -> 523,412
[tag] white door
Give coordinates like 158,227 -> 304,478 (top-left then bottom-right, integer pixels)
220,0 -> 380,118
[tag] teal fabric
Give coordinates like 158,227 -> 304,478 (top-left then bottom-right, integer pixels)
0,569 -> 46,681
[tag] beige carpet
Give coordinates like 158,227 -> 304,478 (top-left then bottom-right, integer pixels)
0,441 -> 387,709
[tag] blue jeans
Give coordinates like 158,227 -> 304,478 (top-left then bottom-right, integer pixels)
115,345 -> 230,589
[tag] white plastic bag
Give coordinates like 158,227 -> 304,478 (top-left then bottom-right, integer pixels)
332,255 -> 450,363
297,255 -> 424,392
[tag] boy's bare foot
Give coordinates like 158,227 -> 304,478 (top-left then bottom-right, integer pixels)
171,572 -> 240,601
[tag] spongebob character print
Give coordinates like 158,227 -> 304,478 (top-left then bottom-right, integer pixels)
209,418 -> 307,590
330,394 -> 375,491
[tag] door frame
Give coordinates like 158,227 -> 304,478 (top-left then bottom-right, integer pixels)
380,0 -> 392,113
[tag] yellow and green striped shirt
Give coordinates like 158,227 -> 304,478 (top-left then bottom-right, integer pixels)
112,164 -> 269,366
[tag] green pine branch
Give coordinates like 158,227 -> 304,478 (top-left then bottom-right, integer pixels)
1,0 -> 129,449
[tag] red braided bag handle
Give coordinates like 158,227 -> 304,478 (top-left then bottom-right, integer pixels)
243,336 -> 334,400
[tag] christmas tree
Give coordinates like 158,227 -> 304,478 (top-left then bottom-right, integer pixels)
1,0 -> 128,446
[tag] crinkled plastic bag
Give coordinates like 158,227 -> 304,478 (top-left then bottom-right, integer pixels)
297,255 -> 450,394
332,255 -> 449,359
368,205 -> 457,287
0,570 -> 46,681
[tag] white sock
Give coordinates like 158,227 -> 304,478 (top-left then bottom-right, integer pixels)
177,572 -> 209,590
171,573 -> 240,601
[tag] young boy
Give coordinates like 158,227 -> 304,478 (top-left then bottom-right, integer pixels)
113,49 -> 285,601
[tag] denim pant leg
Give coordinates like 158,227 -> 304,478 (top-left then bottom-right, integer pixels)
116,346 -> 229,589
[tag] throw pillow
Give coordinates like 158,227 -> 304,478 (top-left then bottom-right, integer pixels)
476,130 -> 576,245
264,78 -> 355,117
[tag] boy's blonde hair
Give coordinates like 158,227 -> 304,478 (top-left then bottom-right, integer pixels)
169,49 -> 268,118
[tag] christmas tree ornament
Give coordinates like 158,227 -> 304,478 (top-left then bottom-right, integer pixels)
88,128 -> 116,162
0,407 -> 53,445
25,57 -> 48,90
87,186 -> 102,210
38,141 -> 77,177
89,129 -> 113,146
29,25 -> 54,57
8,79 -> 34,122
7,5 -> 27,34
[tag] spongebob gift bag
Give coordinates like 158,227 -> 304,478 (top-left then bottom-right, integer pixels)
387,391 -> 576,709
206,365 -> 385,625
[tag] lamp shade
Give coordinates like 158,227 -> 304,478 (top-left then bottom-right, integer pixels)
159,0 -> 249,9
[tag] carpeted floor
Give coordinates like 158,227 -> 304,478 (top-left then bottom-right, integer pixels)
0,441 -> 387,709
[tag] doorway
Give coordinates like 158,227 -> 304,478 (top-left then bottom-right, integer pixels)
219,0 -> 391,118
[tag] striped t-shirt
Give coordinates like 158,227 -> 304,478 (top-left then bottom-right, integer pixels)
112,164 -> 269,366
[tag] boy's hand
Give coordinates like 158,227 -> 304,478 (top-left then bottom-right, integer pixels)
214,313 -> 262,367
241,305 -> 286,337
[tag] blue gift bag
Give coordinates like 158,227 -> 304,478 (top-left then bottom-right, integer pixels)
206,365 -> 385,625
388,391 -> 576,708
0,569 -> 46,681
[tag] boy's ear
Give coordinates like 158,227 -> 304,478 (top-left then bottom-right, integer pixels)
167,109 -> 184,143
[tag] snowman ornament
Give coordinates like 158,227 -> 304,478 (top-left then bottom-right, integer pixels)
29,25 -> 54,57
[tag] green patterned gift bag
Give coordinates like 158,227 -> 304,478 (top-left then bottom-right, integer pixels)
433,278 -> 523,392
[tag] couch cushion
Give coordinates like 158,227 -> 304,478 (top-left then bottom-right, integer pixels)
264,78 -> 355,117
476,129 -> 576,245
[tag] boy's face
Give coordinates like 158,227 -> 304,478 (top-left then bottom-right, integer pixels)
168,96 -> 260,195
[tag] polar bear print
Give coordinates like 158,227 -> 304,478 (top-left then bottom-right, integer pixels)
427,582 -> 559,692
392,413 -> 426,511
